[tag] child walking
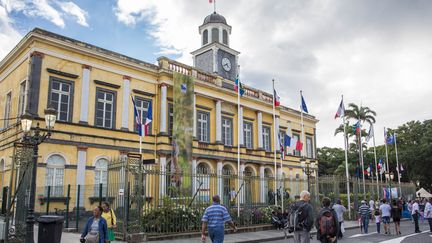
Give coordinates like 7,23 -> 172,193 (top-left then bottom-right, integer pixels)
375,210 -> 381,234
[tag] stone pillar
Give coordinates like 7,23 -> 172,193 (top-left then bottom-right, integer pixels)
76,146 -> 87,207
193,93 -> 197,138
160,84 -> 168,134
260,166 -> 265,203
257,112 -> 263,148
217,161 -> 223,199
80,65 -> 91,123
121,76 -> 130,130
159,156 -> 167,198
192,159 -> 197,194
28,51 -> 44,116
216,100 -> 222,143
239,106 -> 244,145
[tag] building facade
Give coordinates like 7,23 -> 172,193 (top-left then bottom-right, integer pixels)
0,12 -> 318,211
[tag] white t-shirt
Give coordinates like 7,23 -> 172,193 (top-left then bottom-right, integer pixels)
380,203 -> 391,217
369,200 -> 375,210
375,215 -> 381,223
425,202 -> 432,219
412,202 -> 419,215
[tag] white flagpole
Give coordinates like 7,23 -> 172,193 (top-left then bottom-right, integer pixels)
372,125 -> 380,199
237,66 -> 241,218
394,133 -> 402,197
341,95 -> 351,219
384,127 -> 390,191
359,120 -> 366,197
300,91 -> 305,159
272,79 -> 278,206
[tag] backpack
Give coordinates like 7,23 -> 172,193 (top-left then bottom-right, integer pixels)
319,209 -> 336,236
286,202 -> 307,233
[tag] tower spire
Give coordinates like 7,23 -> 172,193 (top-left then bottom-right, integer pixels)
210,0 -> 216,13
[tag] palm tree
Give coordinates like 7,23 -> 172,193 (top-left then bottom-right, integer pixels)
344,103 -> 377,126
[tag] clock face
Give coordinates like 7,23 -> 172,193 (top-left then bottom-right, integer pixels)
222,57 -> 231,71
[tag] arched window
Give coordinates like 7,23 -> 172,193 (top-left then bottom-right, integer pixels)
202,29 -> 208,45
94,158 -> 108,196
45,154 -> 66,196
223,29 -> 228,45
211,28 -> 219,43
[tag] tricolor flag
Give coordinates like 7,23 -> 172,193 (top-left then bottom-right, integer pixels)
366,125 -> 374,142
144,101 -> 153,136
334,99 -> 344,119
284,134 -> 291,148
234,75 -> 245,96
295,139 -> 303,151
353,121 -> 360,135
132,96 -> 143,137
301,92 -> 308,113
273,89 -> 280,107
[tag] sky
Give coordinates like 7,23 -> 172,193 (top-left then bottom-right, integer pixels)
1,0 -> 431,149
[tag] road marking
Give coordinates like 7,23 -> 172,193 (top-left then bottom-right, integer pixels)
380,230 -> 430,243
348,232 -> 377,238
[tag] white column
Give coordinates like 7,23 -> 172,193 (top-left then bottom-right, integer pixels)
257,112 -> 263,148
160,84 -> 168,134
76,147 -> 87,207
260,166 -> 265,203
208,27 -> 212,44
193,93 -> 197,138
239,163 -> 245,204
121,77 -> 130,129
216,100 -> 222,143
217,161 -> 223,199
79,65 -> 91,123
219,26 -> 223,43
159,156 -> 167,198
192,159 -> 197,193
275,116 -> 280,150
239,106 -> 244,145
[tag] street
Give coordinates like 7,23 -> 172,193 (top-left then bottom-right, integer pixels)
269,220 -> 431,243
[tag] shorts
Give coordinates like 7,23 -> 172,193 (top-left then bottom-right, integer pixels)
392,217 -> 401,222
382,216 -> 391,224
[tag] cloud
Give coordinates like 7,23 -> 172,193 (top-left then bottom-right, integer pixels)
0,4 -> 22,59
57,1 -> 89,27
1,0 -> 89,28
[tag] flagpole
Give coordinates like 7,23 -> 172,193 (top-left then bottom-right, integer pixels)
394,133 -> 402,197
236,66 -> 241,218
359,120 -> 366,197
384,127 -> 390,198
272,79 -> 278,206
341,95 -> 351,219
372,125 -> 380,199
300,91 -> 305,159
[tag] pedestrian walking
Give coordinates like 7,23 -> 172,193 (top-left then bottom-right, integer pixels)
332,199 -> 346,239
201,195 -> 237,243
288,190 -> 314,243
374,210 -> 381,234
101,201 -> 117,242
425,198 -> 432,233
316,197 -> 339,243
369,199 -> 375,213
408,200 -> 413,222
358,200 -> 371,234
412,199 -> 421,233
379,199 -> 392,234
391,200 -> 402,235
81,206 -> 108,243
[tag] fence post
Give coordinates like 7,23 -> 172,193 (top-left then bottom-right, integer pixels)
126,181 -> 130,231
99,183 -> 103,206
65,184 -> 70,228
76,184 -> 80,230
46,186 -> 51,215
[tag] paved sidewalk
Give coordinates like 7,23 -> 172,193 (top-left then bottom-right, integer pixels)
57,221 -> 358,243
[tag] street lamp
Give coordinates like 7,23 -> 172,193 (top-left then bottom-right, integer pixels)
22,107 -> 57,243
300,159 -> 316,192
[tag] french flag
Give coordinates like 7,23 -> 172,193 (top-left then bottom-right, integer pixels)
144,101 -> 153,136
334,99 -> 344,119
274,89 -> 280,107
132,96 -> 143,137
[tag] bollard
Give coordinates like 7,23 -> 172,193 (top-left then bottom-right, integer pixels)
76,185 -> 80,230
46,186 -> 51,215
65,184 -> 70,228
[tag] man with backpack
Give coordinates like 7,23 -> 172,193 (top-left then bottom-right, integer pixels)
287,190 -> 314,243
316,197 -> 339,243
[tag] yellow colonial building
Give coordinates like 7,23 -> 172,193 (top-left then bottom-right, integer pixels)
0,12 -> 318,211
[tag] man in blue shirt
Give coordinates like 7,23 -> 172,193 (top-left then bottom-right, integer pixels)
201,195 -> 237,243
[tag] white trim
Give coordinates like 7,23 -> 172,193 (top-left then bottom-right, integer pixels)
92,155 -> 110,167
44,152 -> 69,165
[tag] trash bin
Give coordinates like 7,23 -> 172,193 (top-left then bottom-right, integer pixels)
37,215 -> 64,243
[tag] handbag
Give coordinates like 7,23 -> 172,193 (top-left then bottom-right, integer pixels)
85,233 -> 99,243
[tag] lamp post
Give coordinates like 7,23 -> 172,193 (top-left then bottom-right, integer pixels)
22,107 -> 57,243
385,172 -> 394,201
300,159 -> 316,192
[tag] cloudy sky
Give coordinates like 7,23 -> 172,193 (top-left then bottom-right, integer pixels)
1,0 -> 431,148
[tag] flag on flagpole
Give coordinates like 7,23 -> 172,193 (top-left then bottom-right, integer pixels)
284,134 -> 291,148
353,121 -> 360,135
131,96 -> 143,136
209,0 -> 213,3
273,89 -> 280,107
301,93 -> 308,113
366,125 -> 374,142
334,99 -> 345,119
234,75 -> 245,96
144,101 -> 153,136
386,134 -> 395,144
278,134 -> 285,159
295,139 -> 303,151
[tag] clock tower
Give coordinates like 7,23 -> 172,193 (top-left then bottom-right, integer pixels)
191,12 -> 240,81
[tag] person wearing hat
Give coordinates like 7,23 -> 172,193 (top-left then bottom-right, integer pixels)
358,200 -> 371,234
